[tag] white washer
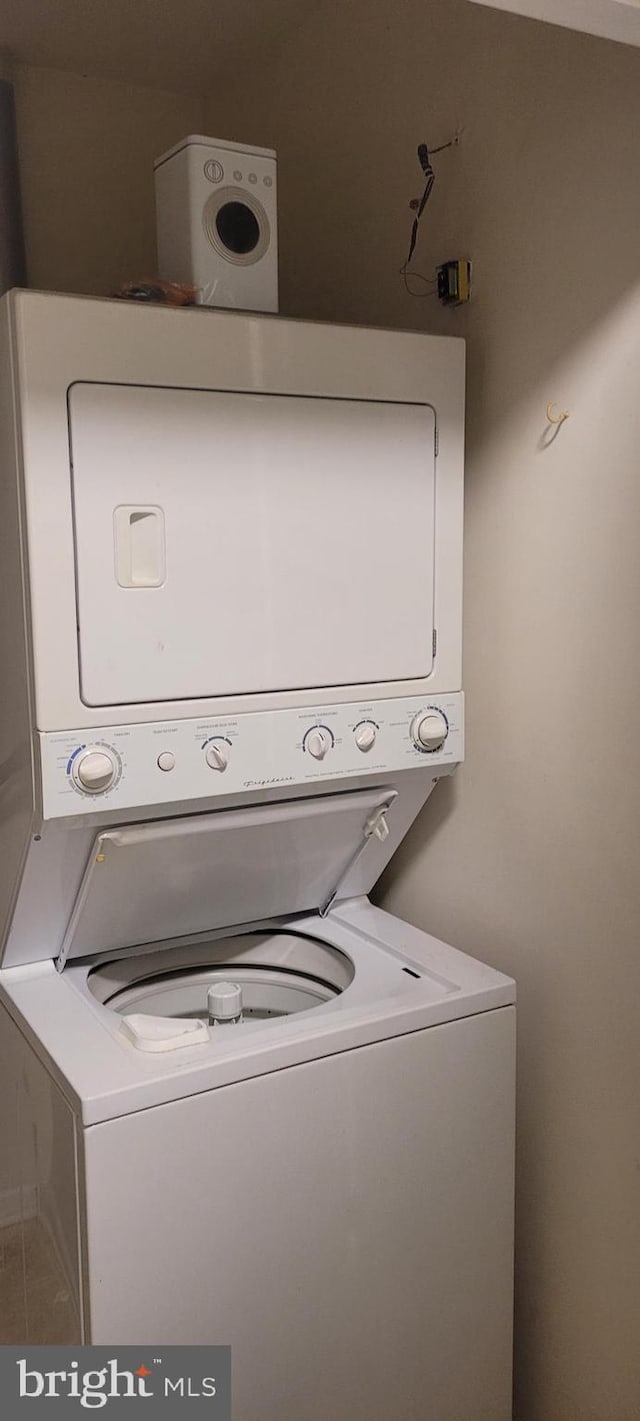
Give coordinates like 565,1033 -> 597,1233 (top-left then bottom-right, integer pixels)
1,896 -> 515,1418
0,293 -> 514,1419
154,134 -> 278,312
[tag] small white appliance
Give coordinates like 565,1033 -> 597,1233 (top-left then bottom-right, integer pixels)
0,292 -> 515,1420
154,134 -> 278,312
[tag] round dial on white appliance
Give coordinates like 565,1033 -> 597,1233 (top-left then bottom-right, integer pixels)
305,729 -> 331,760
205,741 -> 229,772
73,747 -> 118,794
354,722 -> 377,752
411,710 -> 449,753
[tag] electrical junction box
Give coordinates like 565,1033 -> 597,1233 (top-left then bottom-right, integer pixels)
437,260 -> 472,306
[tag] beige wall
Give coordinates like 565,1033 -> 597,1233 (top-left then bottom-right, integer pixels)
206,5 -> 640,1419
9,6 -> 640,1417
13,63 -> 204,295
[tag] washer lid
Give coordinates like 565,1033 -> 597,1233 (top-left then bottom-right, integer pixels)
57,788 -> 397,970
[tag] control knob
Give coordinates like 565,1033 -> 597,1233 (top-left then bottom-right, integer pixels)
354,723 -> 377,752
305,729 -> 331,760
411,709 -> 448,753
73,747 -> 118,794
206,742 -> 229,772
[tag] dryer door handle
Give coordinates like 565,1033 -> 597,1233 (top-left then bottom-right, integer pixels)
114,505 -> 166,588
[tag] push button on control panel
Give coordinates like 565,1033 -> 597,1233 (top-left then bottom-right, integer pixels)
157,752 -> 175,772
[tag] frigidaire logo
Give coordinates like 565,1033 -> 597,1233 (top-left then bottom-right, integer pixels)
243,775 -> 295,787
3,1347 -> 231,1417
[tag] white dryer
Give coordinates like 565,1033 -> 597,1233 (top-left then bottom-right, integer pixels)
0,292 -> 515,1421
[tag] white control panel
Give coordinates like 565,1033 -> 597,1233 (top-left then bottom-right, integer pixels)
39,693 -> 463,820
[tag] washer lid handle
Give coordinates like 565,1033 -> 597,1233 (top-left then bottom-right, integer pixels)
319,793 -> 397,918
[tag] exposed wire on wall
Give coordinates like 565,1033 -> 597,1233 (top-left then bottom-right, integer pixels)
400,133 -> 460,298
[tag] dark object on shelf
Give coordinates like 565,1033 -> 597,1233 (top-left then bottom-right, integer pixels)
113,280 -> 198,306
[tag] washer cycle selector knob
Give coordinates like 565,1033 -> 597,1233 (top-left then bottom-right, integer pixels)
355,723 -> 377,752
411,710 -> 449,753
73,748 -> 118,794
306,729 -> 330,760
206,742 -> 229,772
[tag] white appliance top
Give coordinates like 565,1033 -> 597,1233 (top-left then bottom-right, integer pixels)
155,134 -> 277,168
0,899 -> 515,1124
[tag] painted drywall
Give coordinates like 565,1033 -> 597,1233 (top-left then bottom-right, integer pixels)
203,4 -> 640,1419
12,63 -> 205,295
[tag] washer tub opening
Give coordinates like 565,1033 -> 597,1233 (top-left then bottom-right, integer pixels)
87,929 -> 354,1028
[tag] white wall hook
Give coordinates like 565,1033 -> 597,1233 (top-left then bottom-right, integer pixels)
546,401 -> 570,426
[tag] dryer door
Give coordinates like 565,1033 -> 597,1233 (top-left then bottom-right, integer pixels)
68,383 -> 436,707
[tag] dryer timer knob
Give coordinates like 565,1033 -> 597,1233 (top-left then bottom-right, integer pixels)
411,710 -> 448,753
73,748 -> 118,793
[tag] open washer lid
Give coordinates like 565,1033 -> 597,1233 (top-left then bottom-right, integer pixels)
57,787 -> 397,970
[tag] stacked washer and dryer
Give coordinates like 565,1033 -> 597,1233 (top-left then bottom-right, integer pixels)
0,290 -> 515,1419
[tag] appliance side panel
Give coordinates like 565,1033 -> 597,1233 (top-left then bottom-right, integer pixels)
82,1007 -> 515,1420
0,1000 -> 28,1341
434,334 -> 465,693
0,1002 -> 82,1343
0,299 -> 36,962
155,145 -> 192,286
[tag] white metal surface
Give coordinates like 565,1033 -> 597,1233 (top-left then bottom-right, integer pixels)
154,134 -> 278,312
0,286 -> 514,1416
82,1007 -> 515,1419
2,769 -> 436,970
0,942 -> 515,1413
57,789 -> 397,964
5,291 -> 464,732
0,300 -> 34,956
69,384 -> 436,705
0,1004 -> 82,1344
0,899 -> 515,1125
39,692 -> 463,819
